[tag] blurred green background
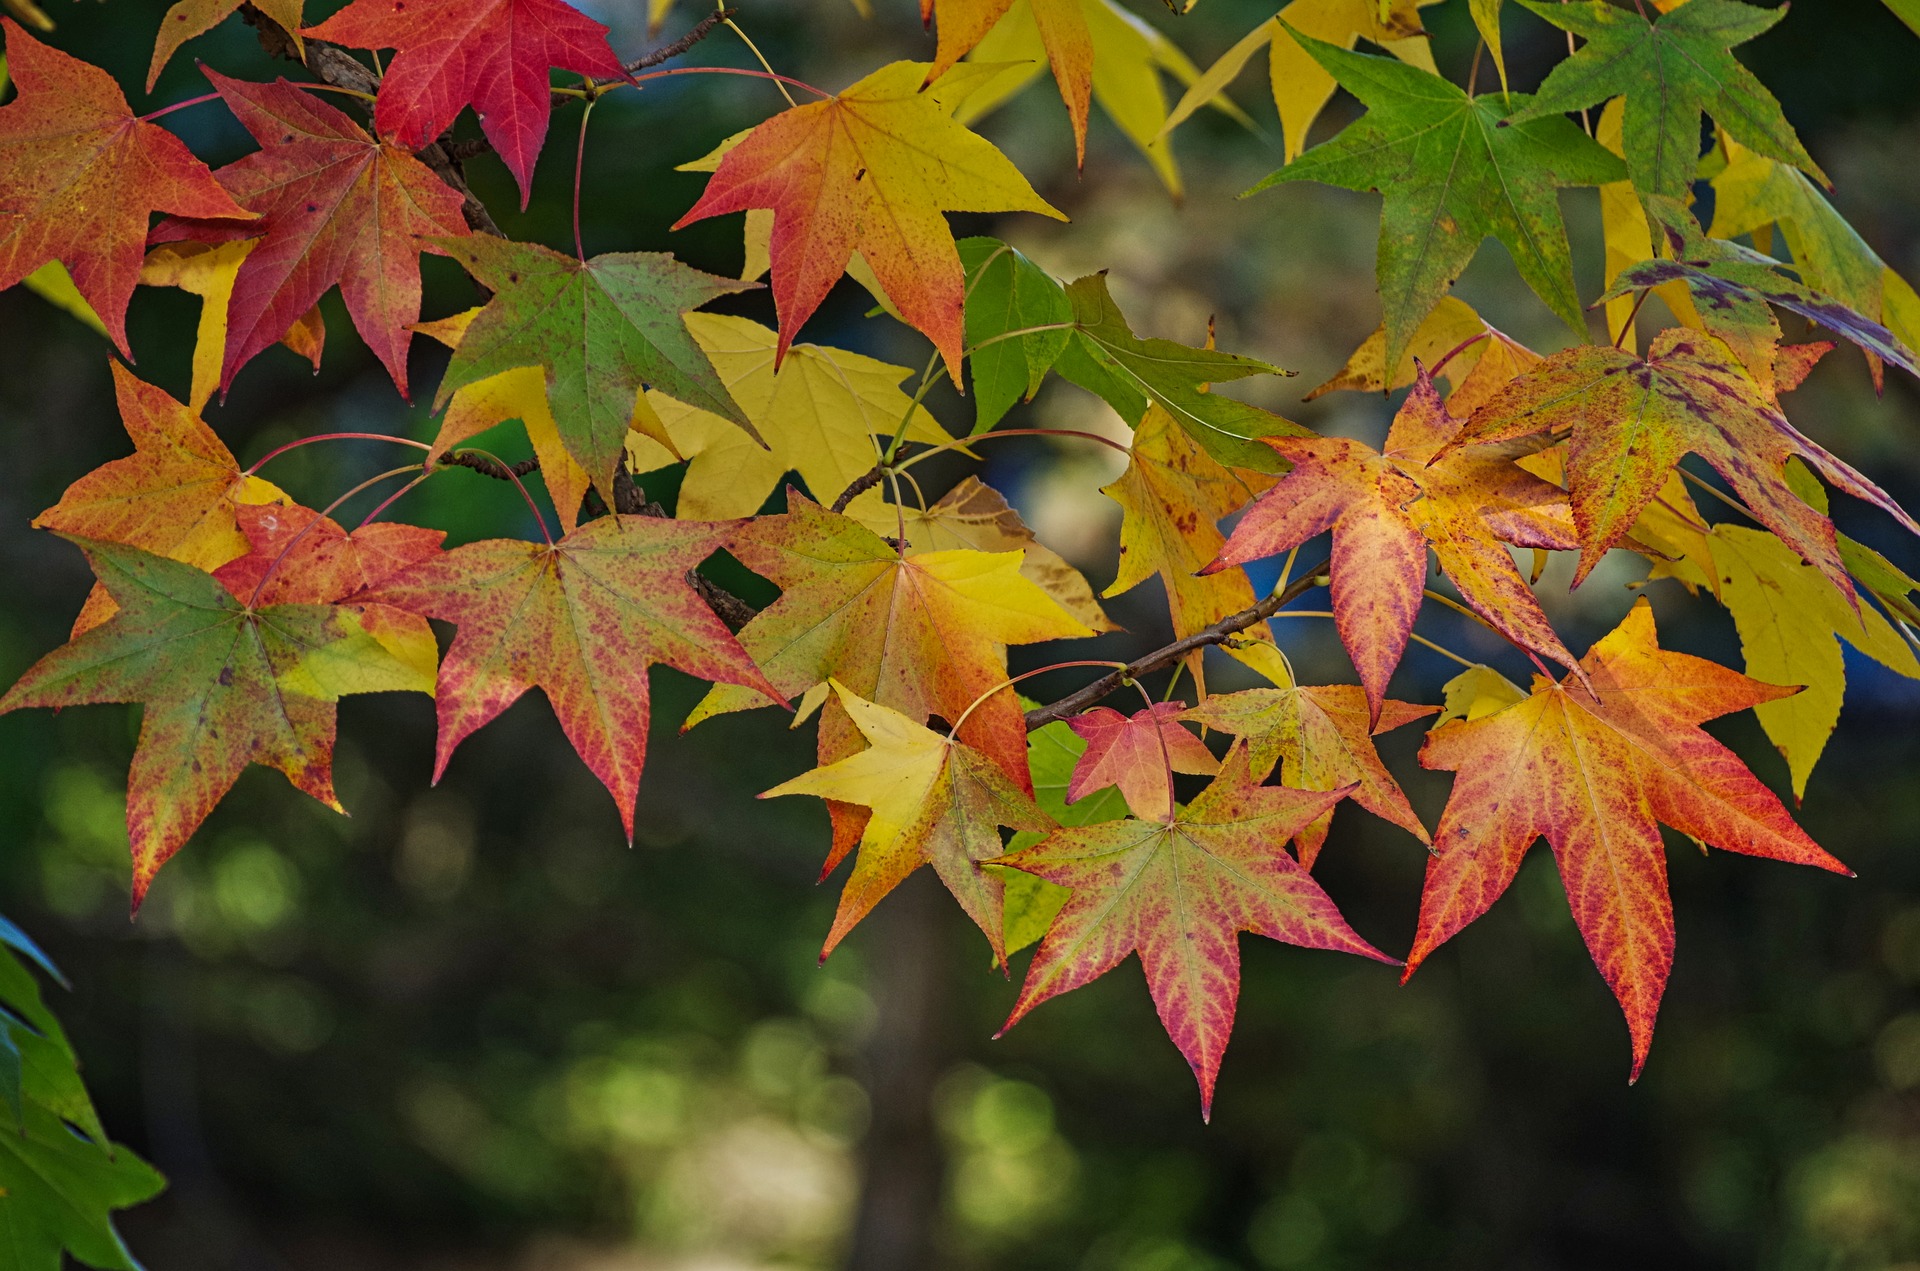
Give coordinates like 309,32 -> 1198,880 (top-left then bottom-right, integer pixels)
2,0 -> 1919,1267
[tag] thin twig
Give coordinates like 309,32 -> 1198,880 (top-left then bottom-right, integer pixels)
831,467 -> 887,514
438,450 -> 540,481
628,10 -> 734,72
1023,560 -> 1331,730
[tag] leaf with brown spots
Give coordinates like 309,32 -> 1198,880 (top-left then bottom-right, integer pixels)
0,536 -> 436,907
1406,599 -> 1850,1079
364,515 -> 782,841
1452,327 -> 1920,596
996,744 -> 1393,1118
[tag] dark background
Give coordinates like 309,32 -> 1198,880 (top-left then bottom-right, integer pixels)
1,0 -> 1917,1267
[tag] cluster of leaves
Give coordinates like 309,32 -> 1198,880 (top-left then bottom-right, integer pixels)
2,0 -> 1919,1236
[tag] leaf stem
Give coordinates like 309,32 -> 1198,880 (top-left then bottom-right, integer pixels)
963,323 -> 1077,357
1430,330 -> 1490,378
573,89 -> 597,263
1421,588 -> 1503,637
722,16 -> 797,108
1408,630 -> 1480,670
892,427 -> 1131,474
883,349 -> 946,465
245,432 -> 433,475
1611,288 -> 1652,349
357,470 -> 433,527
447,446 -> 555,545
140,92 -> 223,122
949,661 -> 1129,742
560,65 -> 831,101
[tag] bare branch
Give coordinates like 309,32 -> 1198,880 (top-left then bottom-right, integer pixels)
1022,561 -> 1331,730
628,10 -> 735,72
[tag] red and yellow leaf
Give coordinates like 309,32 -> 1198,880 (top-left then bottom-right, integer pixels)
1065,701 -> 1218,821
1210,371 -> 1580,719
32,364 -> 288,636
366,515 -> 782,840
150,70 -> 469,398
672,61 -> 1064,379
1184,685 -> 1434,866
1407,599 -> 1851,1078
0,19 -> 253,355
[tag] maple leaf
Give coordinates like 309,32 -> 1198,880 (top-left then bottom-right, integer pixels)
672,61 -> 1065,380
764,682 -> 1053,961
0,537 -> 436,905
1103,405 -> 1295,690
1453,327 -> 1920,596
148,0 -> 303,90
623,312 -> 950,519
415,306 -> 592,535
923,0 -> 1094,164
1165,0 -> 1440,161
1209,370 -> 1583,719
430,233 -> 755,504
1507,0 -> 1824,201
1406,599 -> 1851,1078
1184,685 -> 1433,867
141,241 -> 327,415
1247,30 -> 1624,373
846,477 -> 1115,634
33,364 -> 289,636
365,514 -> 782,840
1065,701 -> 1219,821
687,490 -> 1095,793
305,0 -> 627,205
0,19 -> 253,356
0,1093 -> 165,1271
996,745 -> 1394,1117
1304,294 -> 1541,419
149,71 -> 469,399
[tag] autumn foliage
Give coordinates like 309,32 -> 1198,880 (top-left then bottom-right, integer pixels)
2,0 -> 1919,1250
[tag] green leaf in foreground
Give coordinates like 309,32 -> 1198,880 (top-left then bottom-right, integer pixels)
1248,30 -> 1624,373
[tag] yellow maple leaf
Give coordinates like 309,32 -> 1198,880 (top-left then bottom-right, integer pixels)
623,313 -> 950,518
763,680 -> 1053,960
848,476 -> 1116,632
1164,0 -> 1439,162
1596,99 -> 1701,352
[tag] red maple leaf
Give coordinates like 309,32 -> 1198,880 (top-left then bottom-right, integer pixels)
305,0 -> 628,205
151,70 -> 470,398
0,19 -> 252,355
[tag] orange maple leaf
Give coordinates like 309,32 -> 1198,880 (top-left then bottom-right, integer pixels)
1406,598 -> 1851,1079
1066,702 -> 1219,821
673,61 -> 1064,379
0,19 -> 253,355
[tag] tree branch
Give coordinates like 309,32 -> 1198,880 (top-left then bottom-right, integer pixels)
627,10 -> 734,73
437,449 -> 539,481
830,465 -> 886,515
608,466 -> 760,631
1022,561 -> 1330,730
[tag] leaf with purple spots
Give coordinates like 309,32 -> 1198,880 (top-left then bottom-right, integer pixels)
1452,327 -> 1920,597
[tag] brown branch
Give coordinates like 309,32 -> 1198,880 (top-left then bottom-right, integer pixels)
438,449 -> 539,481
1022,560 -> 1331,730
830,465 -> 886,515
627,10 -> 734,73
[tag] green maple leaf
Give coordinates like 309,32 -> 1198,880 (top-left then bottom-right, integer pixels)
431,234 -> 759,504
1248,28 -> 1624,373
0,536 -> 435,907
1509,0 -> 1824,200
